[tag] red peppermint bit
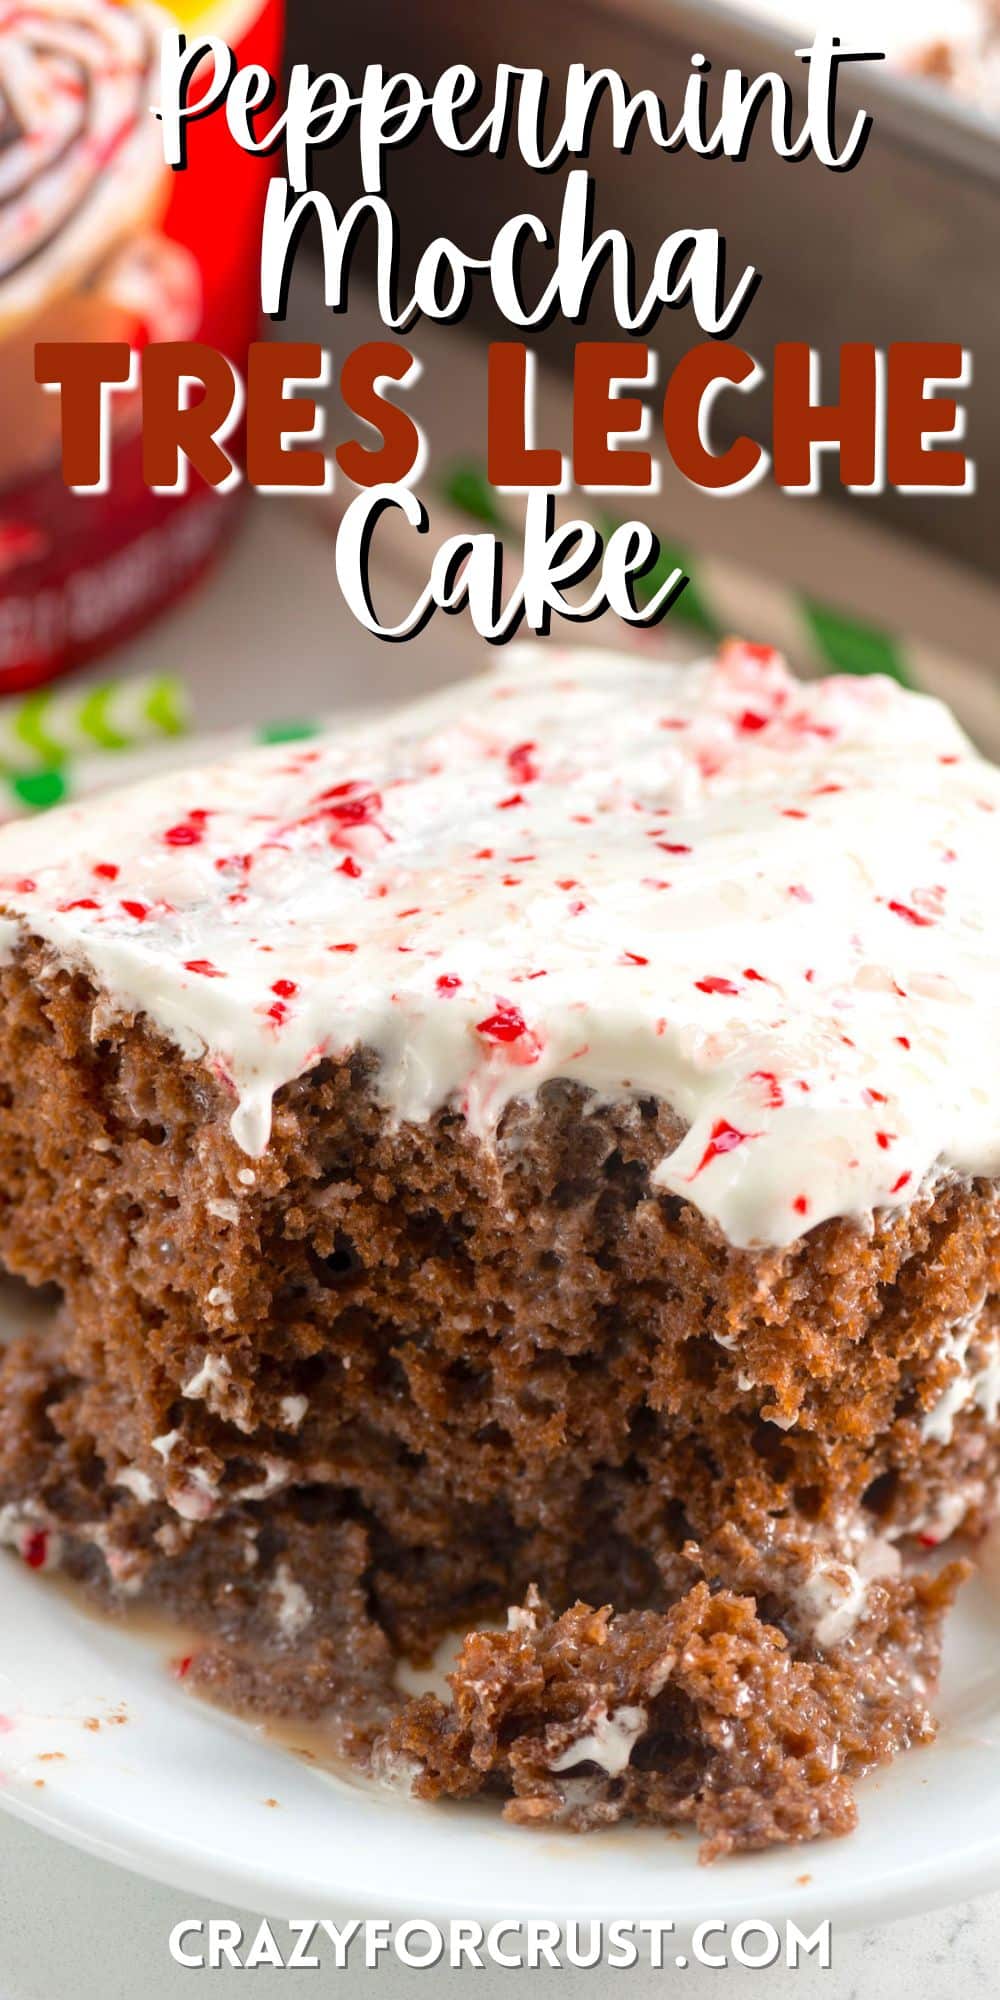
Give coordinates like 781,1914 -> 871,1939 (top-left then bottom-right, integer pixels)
917,1533 -> 940,1549
476,1003 -> 529,1045
696,976 -> 739,997
891,1171 -> 912,1194
741,642 -> 777,663
897,1036 -> 911,1050
397,907 -> 421,919
556,879 -> 579,891
657,842 -> 692,856
171,1654 -> 194,1680
738,710 -> 768,733
271,978 -> 297,998
620,952 -> 649,966
863,1087 -> 888,1105
781,809 -> 808,820
501,875 -> 522,887
875,1131 -> 895,1150
750,1070 -> 784,1110
743,967 -> 768,984
788,884 -> 813,903
120,899 -> 150,922
507,742 -> 539,785
690,1119 -> 762,1179
22,1529 -> 48,1569
267,1001 -> 288,1023
569,899 -> 587,917
14,877 -> 36,893
324,790 -> 382,827
812,784 -> 843,797
436,974 -> 461,994
338,856 -> 362,879
163,811 -> 209,848
93,862 -> 119,881
939,754 -> 959,766
184,959 -> 224,978
571,814 -> 594,825
474,848 -> 494,861
497,792 -> 525,811
330,943 -> 357,954
887,900 -> 933,928
58,897 -> 99,912
793,1195 -> 810,1217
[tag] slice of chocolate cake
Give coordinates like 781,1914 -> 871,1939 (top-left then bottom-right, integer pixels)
0,641 -> 995,1859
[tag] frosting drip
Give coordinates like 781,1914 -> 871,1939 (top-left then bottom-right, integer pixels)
0,641 -> 996,1250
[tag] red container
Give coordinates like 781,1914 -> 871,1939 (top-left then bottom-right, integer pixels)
0,0 -> 283,690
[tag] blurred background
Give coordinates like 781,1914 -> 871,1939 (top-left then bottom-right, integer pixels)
0,0 -> 994,826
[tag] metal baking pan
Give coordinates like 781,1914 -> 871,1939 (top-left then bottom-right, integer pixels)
288,0 -> 998,579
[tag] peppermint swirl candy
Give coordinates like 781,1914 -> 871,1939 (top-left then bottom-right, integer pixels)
0,0 -> 164,298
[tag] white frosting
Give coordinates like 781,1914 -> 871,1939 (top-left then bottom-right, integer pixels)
270,1562 -> 313,1641
0,642 -> 997,1252
550,1703 -> 647,1776
182,1353 -> 232,1402
114,1463 -> 156,1505
795,1536 -> 900,1649
206,1198 -> 241,1225
921,1301 -> 1000,1445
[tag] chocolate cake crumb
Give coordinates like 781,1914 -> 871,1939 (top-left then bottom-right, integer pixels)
383,1574 -> 963,1860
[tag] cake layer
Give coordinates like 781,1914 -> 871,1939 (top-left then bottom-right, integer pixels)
0,947 -> 996,1598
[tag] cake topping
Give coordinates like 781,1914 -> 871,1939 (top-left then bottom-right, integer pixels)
0,641 -> 996,1249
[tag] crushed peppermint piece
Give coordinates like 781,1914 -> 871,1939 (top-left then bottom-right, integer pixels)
888,900 -> 935,928
476,1004 -> 530,1045
690,1119 -> 763,1179
696,976 -> 740,997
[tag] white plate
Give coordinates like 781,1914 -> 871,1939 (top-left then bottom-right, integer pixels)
1,1278 -> 999,1932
